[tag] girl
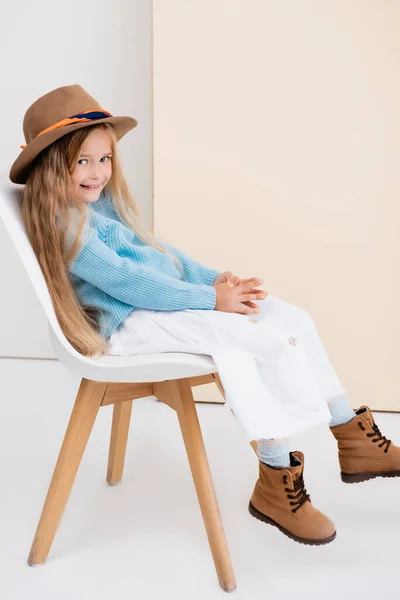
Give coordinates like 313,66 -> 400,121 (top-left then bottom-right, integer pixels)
10,84 -> 400,547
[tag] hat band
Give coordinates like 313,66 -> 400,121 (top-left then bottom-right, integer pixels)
20,109 -> 113,150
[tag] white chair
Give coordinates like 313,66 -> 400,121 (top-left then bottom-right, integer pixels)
0,187 -> 238,592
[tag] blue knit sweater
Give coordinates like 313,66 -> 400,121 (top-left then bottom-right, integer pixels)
68,191 -> 220,339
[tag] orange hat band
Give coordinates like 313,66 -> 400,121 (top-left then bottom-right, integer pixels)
20,109 -> 112,150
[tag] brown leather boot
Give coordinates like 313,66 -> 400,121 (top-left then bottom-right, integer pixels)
249,451 -> 336,545
330,406 -> 400,483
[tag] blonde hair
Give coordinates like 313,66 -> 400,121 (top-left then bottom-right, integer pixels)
21,123 -> 180,357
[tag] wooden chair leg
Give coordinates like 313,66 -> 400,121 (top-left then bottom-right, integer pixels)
107,400 -> 133,486
161,378 -> 237,592
27,379 -> 107,566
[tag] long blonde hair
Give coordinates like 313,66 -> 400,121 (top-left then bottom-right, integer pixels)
21,123 -> 179,357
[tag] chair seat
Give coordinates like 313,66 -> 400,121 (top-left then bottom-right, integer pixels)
50,328 -> 217,383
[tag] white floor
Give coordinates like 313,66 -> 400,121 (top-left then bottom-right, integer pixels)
1,358 -> 399,600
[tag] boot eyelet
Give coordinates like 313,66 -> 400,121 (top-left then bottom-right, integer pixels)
291,509 -> 296,514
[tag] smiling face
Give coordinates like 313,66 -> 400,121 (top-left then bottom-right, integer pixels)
71,127 -> 113,202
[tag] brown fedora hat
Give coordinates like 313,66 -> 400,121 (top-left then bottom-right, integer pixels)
9,84 -> 138,184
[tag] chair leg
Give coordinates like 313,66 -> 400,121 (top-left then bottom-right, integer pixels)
107,400 -> 133,486
27,379 -> 107,566
168,379 -> 237,593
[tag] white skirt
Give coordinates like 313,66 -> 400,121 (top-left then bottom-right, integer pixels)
107,295 -> 345,441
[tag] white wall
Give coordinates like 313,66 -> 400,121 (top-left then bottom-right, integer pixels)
0,0 -> 153,357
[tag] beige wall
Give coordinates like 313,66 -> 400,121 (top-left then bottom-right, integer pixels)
153,0 -> 400,410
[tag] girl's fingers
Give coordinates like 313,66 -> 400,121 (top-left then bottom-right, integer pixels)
247,288 -> 268,296
227,275 -> 240,287
240,277 -> 263,285
238,279 -> 264,292
237,304 -> 261,315
240,293 -> 265,302
242,301 -> 260,310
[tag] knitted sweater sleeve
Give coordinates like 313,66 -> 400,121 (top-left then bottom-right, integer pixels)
160,241 -> 222,286
69,229 -> 217,311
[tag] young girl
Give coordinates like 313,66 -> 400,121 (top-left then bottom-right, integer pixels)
10,84 -> 400,547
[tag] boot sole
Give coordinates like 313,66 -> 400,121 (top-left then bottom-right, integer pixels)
341,470 -> 400,484
248,501 -> 336,546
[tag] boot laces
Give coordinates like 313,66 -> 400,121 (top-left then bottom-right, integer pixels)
283,474 -> 310,514
358,421 -> 392,453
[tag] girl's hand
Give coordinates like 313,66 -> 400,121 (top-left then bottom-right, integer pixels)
235,277 -> 268,311
213,273 -> 268,312
213,271 -> 240,287
214,272 -> 267,293
214,278 -> 267,314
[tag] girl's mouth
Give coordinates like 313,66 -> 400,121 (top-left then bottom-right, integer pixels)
80,184 -> 100,189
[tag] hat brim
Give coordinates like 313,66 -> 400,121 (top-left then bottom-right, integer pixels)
9,115 -> 138,184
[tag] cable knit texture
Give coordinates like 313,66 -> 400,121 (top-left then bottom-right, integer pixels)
68,190 -> 220,340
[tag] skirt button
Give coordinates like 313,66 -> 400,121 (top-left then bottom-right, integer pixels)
288,337 -> 297,346
249,318 -> 259,323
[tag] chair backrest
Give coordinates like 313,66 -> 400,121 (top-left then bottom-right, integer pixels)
0,185 -> 90,364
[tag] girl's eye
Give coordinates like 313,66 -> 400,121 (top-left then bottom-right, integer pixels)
77,156 -> 111,165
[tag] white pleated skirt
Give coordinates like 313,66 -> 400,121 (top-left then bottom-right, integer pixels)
107,295 -> 345,441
